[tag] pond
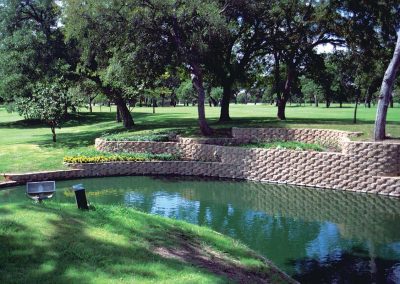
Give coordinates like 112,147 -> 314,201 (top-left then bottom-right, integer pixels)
1,176 -> 400,283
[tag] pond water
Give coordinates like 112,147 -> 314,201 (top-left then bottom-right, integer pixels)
1,176 -> 400,283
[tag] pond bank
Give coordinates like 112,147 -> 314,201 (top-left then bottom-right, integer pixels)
0,202 -> 295,283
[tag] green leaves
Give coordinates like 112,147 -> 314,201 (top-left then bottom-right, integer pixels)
64,149 -> 180,163
21,80 -> 67,123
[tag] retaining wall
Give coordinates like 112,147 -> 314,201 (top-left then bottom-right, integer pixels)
4,128 -> 400,197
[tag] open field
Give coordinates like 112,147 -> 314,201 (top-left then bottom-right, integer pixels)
0,104 -> 399,175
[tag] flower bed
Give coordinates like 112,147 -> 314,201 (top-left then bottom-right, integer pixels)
63,149 -> 180,163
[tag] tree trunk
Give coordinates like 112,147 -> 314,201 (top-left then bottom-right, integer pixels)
374,31 -> 400,141
326,99 -> 330,108
190,61 -> 213,136
51,126 -> 56,142
89,98 -> 93,113
273,52 -> 281,101
314,95 -> 319,107
353,89 -> 360,124
390,94 -> 394,108
277,64 -> 294,120
152,98 -> 156,114
277,98 -> 287,120
116,105 -> 122,122
219,81 -> 232,122
114,96 -> 134,129
365,87 -> 372,108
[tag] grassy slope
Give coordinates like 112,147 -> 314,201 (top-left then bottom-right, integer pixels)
0,202 -> 290,284
0,104 -> 399,174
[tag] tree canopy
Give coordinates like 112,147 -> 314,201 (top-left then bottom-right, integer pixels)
0,0 -> 399,139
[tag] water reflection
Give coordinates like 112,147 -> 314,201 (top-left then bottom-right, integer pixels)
1,176 -> 400,282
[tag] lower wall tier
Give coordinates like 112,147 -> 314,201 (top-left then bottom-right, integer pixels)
3,161 -> 400,198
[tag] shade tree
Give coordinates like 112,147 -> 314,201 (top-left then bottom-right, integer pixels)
63,0 -> 135,128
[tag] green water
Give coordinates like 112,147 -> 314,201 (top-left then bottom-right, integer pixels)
1,176 -> 400,283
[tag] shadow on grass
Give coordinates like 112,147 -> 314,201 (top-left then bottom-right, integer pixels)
289,247 -> 400,283
21,109 -> 399,149
0,203 -> 264,283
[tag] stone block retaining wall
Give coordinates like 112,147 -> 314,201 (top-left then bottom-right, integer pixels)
231,127 -> 361,148
92,127 -> 400,197
4,128 -> 400,197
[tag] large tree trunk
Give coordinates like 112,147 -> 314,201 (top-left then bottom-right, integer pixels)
374,31 -> 400,141
88,74 -> 134,129
277,64 -> 294,120
277,98 -> 287,120
114,95 -> 134,129
219,81 -> 232,122
116,106 -> 122,122
273,52 -> 281,99
190,62 -> 213,136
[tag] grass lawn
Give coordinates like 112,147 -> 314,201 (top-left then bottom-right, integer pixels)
0,103 -> 399,175
240,141 -> 326,152
0,202 -> 290,283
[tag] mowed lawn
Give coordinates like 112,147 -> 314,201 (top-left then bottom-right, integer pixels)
0,202 -> 290,283
0,103 -> 399,175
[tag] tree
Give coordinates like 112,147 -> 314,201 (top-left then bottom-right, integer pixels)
374,31 -> 400,140
68,79 -> 100,113
202,1 -> 270,121
0,0 -> 74,115
262,0 -> 345,120
300,76 -> 323,107
18,79 -> 69,142
63,0 -> 134,129
176,79 -> 196,106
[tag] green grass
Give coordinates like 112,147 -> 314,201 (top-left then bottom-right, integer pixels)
0,202 -> 289,283
102,129 -> 174,142
0,103 -> 399,174
64,149 -> 180,163
241,140 -> 325,152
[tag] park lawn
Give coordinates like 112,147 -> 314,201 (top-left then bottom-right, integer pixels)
0,103 -> 399,175
0,202 -> 290,284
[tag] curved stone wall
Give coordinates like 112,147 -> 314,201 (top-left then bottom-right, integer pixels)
91,127 -> 400,197
3,127 -> 400,197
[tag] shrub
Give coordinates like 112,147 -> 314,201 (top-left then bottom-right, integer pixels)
64,149 -> 180,163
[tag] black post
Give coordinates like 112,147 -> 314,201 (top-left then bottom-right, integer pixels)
72,184 -> 89,210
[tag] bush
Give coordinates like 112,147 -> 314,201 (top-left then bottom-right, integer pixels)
64,149 -> 180,163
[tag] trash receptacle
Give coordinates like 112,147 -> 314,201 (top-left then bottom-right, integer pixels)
72,184 -> 89,210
